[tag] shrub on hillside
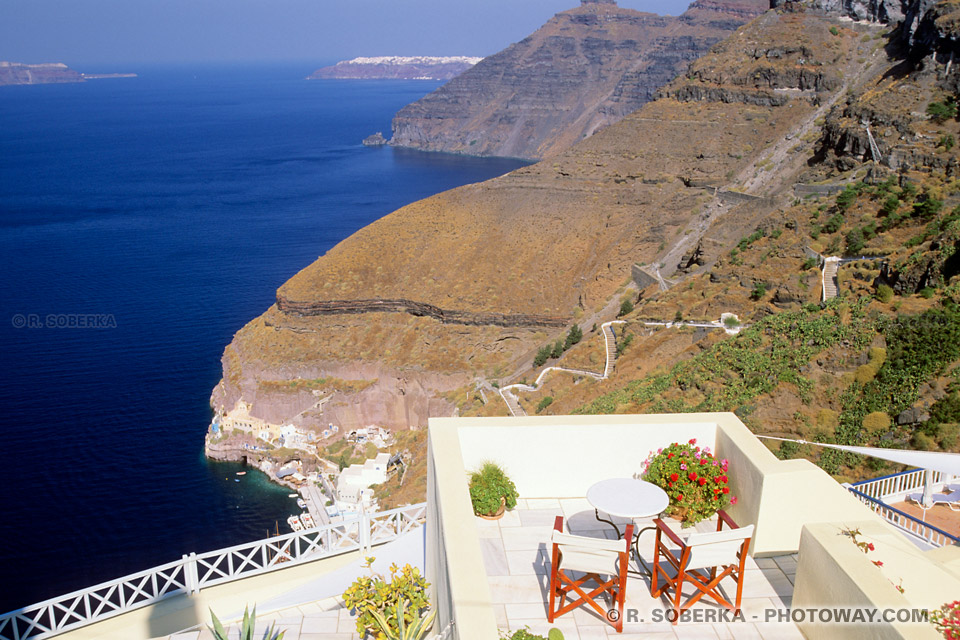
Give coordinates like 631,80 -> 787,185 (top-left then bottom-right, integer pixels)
862,411 -> 891,433
536,396 -> 554,414
619,299 -> 634,317
927,99 -> 957,123
855,364 -> 879,384
564,324 -> 582,350
817,408 -> 839,429
876,284 -> 894,303
534,345 -> 551,368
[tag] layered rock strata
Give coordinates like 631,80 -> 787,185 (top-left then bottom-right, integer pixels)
390,0 -> 769,160
215,8 -> 872,434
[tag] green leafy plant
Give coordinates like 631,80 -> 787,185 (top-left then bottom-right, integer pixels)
641,439 -> 735,526
209,606 -> 284,640
615,332 -> 633,357
343,559 -> 431,640
534,345 -> 552,368
876,283 -> 894,303
619,299 -> 634,317
469,462 -> 519,517
536,396 -> 554,414
551,340 -> 564,359
927,98 -> 957,123
501,628 -> 565,640
369,599 -> 436,640
564,324 -> 583,349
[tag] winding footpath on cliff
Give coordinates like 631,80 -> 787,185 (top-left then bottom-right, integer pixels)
498,314 -> 744,415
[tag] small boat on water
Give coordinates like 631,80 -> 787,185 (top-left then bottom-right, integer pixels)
236,471 -> 246,476
287,515 -> 304,532
301,512 -> 316,528
297,498 -> 307,510
288,493 -> 298,498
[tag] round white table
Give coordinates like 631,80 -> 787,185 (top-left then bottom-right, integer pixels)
586,478 -> 670,576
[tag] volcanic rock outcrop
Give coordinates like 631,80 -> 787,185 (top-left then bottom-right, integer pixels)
389,0 -> 769,160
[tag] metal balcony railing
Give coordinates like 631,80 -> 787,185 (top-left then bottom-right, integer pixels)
0,502 -> 426,640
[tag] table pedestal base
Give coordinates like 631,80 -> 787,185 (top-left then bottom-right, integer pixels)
593,509 -> 658,577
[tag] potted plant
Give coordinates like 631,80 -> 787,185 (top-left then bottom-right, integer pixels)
641,439 -> 736,526
469,462 -> 519,519
343,558 -> 431,639
209,605 -> 284,640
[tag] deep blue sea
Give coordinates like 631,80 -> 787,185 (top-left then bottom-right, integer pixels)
0,64 -> 526,613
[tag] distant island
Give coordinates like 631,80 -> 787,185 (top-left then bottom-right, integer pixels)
0,62 -> 136,86
307,56 -> 482,81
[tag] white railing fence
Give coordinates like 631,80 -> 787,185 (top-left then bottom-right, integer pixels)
0,503 -> 427,640
851,469 -> 948,502
845,487 -> 958,548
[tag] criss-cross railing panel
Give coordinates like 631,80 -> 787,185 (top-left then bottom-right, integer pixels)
0,503 -> 427,640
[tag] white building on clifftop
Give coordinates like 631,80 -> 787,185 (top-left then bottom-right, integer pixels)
336,452 -> 390,511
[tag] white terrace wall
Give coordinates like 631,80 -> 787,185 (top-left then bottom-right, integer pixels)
426,413 -> 937,640
714,414 -> 880,555
792,521 -> 959,640
450,414 -> 718,497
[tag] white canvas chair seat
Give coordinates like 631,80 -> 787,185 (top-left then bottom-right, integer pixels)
551,530 -> 623,574
548,516 -> 632,633
651,510 -> 753,625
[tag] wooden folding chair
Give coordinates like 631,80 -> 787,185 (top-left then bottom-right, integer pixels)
548,515 -> 633,633
650,510 -> 753,624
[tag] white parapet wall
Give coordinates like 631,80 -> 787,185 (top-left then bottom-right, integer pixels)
792,520 -> 959,640
426,413 -> 941,640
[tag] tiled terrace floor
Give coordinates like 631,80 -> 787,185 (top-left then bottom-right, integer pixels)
477,498 -> 804,640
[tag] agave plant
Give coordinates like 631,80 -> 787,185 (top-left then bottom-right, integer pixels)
368,599 -> 436,640
209,605 -> 285,640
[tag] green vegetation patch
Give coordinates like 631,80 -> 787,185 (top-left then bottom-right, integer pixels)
577,301 -> 872,415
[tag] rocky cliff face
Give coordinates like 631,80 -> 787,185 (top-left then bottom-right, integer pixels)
214,6 -> 872,435
0,62 -> 83,86
389,0 -> 769,160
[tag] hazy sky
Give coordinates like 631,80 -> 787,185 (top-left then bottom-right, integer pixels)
1,0 -> 694,67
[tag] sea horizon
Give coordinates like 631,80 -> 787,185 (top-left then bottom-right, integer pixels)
0,64 -> 527,612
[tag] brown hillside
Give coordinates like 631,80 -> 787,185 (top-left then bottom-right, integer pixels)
214,8 -> 887,438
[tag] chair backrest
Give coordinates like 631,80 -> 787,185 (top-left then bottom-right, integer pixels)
683,524 -> 754,571
551,530 -> 627,554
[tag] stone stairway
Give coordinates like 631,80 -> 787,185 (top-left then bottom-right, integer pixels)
500,388 -> 526,416
822,257 -> 840,301
602,322 -> 620,378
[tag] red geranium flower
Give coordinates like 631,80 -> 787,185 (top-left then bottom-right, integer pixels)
667,453 -> 674,458
700,459 -> 707,465
677,494 -> 684,501
688,472 -> 697,481
722,487 -> 730,494
689,438 -> 697,445
670,473 -> 679,482
698,478 -> 707,486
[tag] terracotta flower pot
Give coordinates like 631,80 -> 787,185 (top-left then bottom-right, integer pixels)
477,497 -> 507,520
